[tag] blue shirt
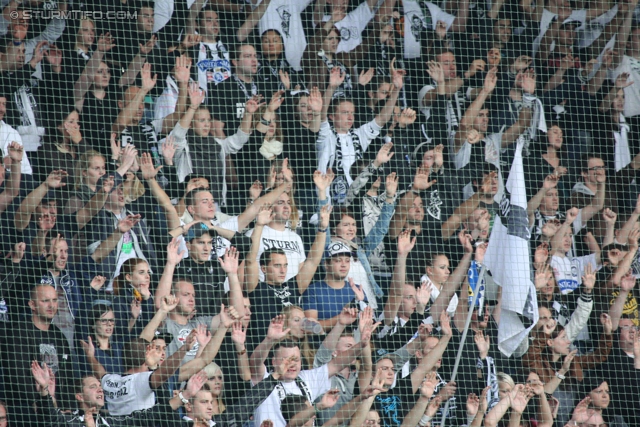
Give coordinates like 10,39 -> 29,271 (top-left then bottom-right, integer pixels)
301,281 -> 358,320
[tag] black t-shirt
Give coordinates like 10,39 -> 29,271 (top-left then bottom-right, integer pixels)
177,257 -> 226,317
248,278 -> 302,348
80,90 -> 119,155
374,375 -> 415,427
207,76 -> 264,132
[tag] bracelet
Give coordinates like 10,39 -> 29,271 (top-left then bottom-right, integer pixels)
555,371 -> 566,380
419,414 -> 432,426
179,391 -> 189,405
237,348 -> 247,356
313,403 -> 321,414
317,227 -> 327,233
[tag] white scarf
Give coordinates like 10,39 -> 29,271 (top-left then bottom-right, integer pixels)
614,113 -> 631,172
259,139 -> 283,160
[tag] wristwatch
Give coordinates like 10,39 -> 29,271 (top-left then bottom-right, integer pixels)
179,391 -> 189,405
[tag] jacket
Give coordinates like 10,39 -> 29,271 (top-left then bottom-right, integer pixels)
522,331 -> 613,384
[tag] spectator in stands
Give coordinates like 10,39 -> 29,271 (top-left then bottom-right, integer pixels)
79,304 -> 123,376
207,43 -> 263,133
0,283 -> 76,424
0,141 -> 22,215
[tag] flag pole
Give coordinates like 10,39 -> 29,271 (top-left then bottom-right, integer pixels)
439,264 -> 487,427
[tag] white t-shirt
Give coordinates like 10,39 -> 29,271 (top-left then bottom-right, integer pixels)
402,0 -> 455,59
0,121 -> 33,173
610,55 -> 640,118
246,225 -> 307,282
323,1 -> 375,53
101,371 -> 154,416
153,76 -> 180,134
258,0 -> 315,71
550,253 -> 597,295
253,364 -> 332,427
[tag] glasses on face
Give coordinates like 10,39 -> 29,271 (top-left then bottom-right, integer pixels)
98,318 -> 116,325
620,325 -> 638,331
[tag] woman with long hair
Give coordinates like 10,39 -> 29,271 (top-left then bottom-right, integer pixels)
281,305 -> 319,370
79,304 -> 123,375
109,257 -> 155,343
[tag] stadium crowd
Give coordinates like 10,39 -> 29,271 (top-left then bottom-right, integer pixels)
0,0 -> 639,426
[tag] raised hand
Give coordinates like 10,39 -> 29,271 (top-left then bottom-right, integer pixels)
308,87 -> 323,112
231,321 -> 247,345
245,95 -> 265,114
349,277 -> 365,301
220,304 -> 241,328
615,72 -> 634,89
467,128 -> 482,144
511,55 -> 532,74
338,306 -> 359,326
474,330 -> 490,359
313,169 -> 335,192
581,263 -> 596,292
561,349 -> 577,373
570,396 -> 592,424
390,58 -> 405,89
466,393 -> 480,416
279,69 -> 291,90
458,228 -> 474,254
543,173 -> 559,190
181,34 -> 202,49
509,384 -> 533,414
275,355 -> 298,380
602,208 -> 617,227
267,314 -> 290,341
184,370 -> 207,399
483,66 -> 498,93
140,152 -> 163,180
565,207 -> 579,224
329,67 -> 346,88
7,141 -> 24,163
139,34 -> 157,55
416,283 -> 432,307
97,32 -> 115,52
318,389 -> 341,410
31,360 -> 51,390
174,55 -> 192,84
426,396 -> 443,417
268,90 -> 285,112
420,371 -> 438,399
385,172 -> 398,198
118,214 -> 142,233
160,294 -> 179,313
621,269 -> 637,292
166,237 -> 186,266
399,108 -> 417,126
249,180 -> 263,200
45,170 -> 68,189
412,166 -> 437,190
397,229 -> 416,256
188,82 -> 205,108
440,310 -> 453,336
257,205 -> 274,226
542,317 -> 557,336
319,204 -> 332,230
427,61 -> 445,86
79,336 -> 96,358
218,247 -> 240,275
194,323 -> 211,348
90,275 -> 106,291
141,62 -> 157,92
131,298 -> 142,319
374,142 -> 394,167
516,68 -> 536,94
534,264 -> 553,291
465,59 -> 486,79
601,313 -> 613,334
359,67 -> 375,86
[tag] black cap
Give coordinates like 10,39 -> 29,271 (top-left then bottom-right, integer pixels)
185,222 -> 216,242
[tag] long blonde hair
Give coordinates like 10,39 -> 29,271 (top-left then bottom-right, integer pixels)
203,362 -> 226,414
281,305 -> 316,369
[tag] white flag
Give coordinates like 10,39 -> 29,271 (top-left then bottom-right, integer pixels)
484,137 -> 539,357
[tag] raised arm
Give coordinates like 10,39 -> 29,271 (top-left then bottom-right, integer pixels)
431,230 -> 474,323
154,238 -> 185,309
140,295 -> 177,341
297,174 -> 333,292
0,142 -> 23,214
321,67 -> 345,122
237,0 -> 272,41
218,247 -> 246,318
14,170 -> 67,231
410,311 -> 452,393
245,207 -> 271,292
112,63 -> 157,134
118,35 -> 156,87
550,208 -> 579,255
579,175 -> 606,224
73,33 -> 114,110
373,58 -> 403,127
91,215 -> 141,263
157,56 -> 192,135
401,373 -> 438,427
528,174 -> 559,226
457,67 -> 497,152
383,230 -> 415,326
249,315 -> 290,384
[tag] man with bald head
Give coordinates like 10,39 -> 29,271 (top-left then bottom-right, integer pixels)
0,283 -> 75,424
